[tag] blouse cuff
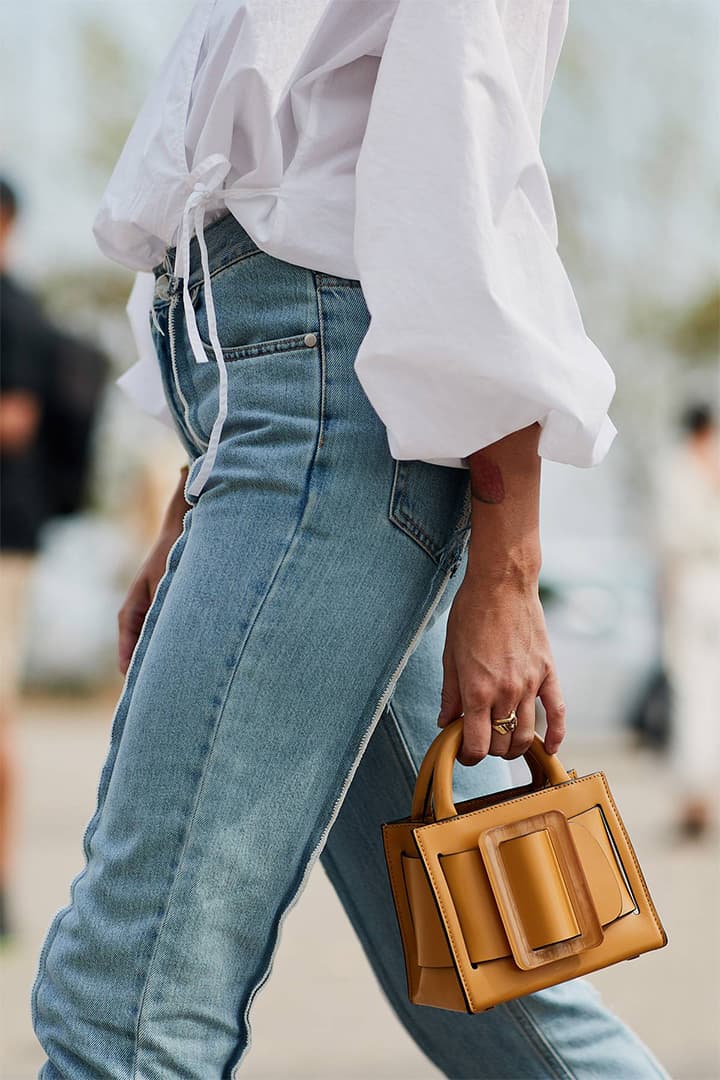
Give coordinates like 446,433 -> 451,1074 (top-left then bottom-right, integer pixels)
455,412 -> 617,472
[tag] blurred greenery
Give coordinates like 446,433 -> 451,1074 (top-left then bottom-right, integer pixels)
76,15 -> 144,177
41,266 -> 134,320
39,16 -> 142,361
626,287 -> 720,365
672,288 -> 720,361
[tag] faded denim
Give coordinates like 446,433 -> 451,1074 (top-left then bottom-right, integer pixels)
32,212 -> 667,1079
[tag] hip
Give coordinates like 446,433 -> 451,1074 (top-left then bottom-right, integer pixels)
149,211 -> 473,576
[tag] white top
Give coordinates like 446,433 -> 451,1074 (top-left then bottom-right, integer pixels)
95,0 -> 618,497
656,439 -> 720,564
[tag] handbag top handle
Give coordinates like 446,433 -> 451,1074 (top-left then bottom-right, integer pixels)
411,718 -> 571,823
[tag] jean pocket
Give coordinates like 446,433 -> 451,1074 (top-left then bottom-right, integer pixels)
388,459 -> 472,570
191,250 -> 319,359
202,332 -> 318,363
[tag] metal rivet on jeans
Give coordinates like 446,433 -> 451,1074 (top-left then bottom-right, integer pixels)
304,333 -> 318,347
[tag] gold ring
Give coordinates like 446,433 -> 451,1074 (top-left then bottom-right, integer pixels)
491,710 -> 518,735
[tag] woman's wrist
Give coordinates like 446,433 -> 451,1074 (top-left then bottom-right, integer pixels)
464,424 -> 542,585
466,499 -> 542,583
466,538 -> 542,586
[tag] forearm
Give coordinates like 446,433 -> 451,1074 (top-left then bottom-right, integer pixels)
465,423 -> 542,585
119,463 -> 190,675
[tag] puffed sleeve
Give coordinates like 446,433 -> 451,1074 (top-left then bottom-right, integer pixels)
352,0 -> 617,469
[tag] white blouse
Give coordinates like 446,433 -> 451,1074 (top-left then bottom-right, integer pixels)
95,0 -> 617,498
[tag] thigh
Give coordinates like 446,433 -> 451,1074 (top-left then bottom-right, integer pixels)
321,583 -> 668,1080
32,234 -> 474,1080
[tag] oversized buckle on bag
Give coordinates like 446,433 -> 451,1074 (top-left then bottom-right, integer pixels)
477,810 -> 604,971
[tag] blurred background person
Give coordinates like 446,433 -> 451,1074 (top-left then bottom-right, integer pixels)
0,176 -> 107,941
656,403 -> 720,838
0,176 -> 54,941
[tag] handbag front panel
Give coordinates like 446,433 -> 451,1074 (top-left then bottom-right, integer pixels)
411,772 -> 667,1013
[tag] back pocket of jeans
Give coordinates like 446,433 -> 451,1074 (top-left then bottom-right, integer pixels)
389,459 -> 472,569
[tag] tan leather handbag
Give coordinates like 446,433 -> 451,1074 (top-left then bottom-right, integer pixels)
382,717 -> 667,1013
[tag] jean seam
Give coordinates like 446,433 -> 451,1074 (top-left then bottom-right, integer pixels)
133,542 -> 309,1075
132,350 -> 325,1080
384,700 -> 423,801
231,563 -> 456,1077
503,996 -> 576,1080
198,332 -> 317,363
313,276 -> 362,289
31,508 -> 193,1041
313,274 -> 328,450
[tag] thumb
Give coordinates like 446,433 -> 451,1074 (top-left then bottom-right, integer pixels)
538,667 -> 566,754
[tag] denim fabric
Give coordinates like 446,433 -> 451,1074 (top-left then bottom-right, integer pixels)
32,212 -> 667,1079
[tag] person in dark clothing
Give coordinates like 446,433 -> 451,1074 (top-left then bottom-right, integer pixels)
0,177 -> 107,938
0,199 -> 56,549
0,177 -> 55,939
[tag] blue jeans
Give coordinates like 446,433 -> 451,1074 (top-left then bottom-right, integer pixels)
32,213 -> 667,1079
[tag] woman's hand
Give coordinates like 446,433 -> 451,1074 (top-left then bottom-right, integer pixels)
438,571 -> 565,764
117,465 -> 190,674
437,424 -> 565,765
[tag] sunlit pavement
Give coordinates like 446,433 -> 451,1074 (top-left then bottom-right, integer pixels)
1,691 -> 718,1080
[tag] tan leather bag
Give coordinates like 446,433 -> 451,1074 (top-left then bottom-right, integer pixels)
382,717 -> 667,1013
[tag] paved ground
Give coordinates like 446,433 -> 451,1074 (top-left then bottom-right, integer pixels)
1,690 -> 718,1080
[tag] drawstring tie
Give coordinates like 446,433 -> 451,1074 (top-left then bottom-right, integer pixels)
174,154 -> 232,498
171,154 -> 278,497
